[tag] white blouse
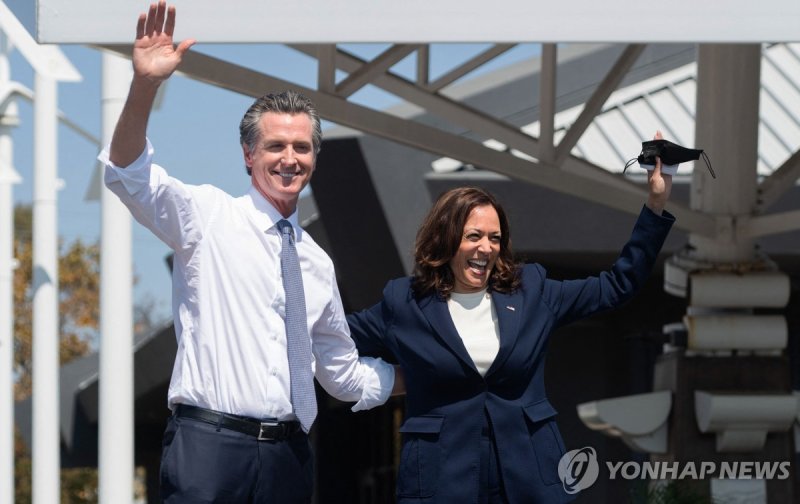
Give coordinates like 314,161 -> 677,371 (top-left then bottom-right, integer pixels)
448,289 -> 500,376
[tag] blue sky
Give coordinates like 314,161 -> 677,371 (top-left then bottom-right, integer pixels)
5,5 -> 540,326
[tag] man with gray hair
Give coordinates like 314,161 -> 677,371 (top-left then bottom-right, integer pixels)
100,2 -> 396,502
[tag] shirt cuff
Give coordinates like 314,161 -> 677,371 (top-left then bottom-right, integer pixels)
350,357 -> 395,412
100,138 -> 155,195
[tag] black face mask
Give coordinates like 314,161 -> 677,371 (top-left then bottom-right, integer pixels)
624,139 -> 716,178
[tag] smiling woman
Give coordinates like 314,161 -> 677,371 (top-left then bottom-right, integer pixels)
348,179 -> 675,503
448,205 -> 501,293
412,187 -> 519,299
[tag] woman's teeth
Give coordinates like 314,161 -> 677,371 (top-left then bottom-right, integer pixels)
468,259 -> 487,273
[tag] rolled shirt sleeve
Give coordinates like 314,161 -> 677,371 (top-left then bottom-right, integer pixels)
349,357 -> 395,412
100,138 -> 155,194
100,138 -> 204,253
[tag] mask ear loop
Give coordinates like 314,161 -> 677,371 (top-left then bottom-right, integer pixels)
701,151 -> 716,178
623,157 -> 639,174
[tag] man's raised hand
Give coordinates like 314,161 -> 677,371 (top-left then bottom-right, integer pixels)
133,1 -> 196,86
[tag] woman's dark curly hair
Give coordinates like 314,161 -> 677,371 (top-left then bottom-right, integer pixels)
412,187 -> 520,299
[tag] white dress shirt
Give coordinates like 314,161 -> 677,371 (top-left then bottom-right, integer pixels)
101,139 -> 394,424
448,289 -> 500,376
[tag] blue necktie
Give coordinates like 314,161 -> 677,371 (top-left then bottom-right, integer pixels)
277,219 -> 316,431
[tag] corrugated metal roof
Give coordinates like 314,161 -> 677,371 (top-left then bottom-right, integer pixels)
434,43 -> 800,179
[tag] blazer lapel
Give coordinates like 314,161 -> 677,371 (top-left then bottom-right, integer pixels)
417,293 -> 478,373
485,290 -> 522,377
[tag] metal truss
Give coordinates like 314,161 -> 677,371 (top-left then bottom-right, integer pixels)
99,42 -> 800,240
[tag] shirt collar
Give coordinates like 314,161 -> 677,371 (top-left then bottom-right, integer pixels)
246,186 -> 304,239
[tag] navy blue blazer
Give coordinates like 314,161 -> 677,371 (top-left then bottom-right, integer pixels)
347,206 -> 674,504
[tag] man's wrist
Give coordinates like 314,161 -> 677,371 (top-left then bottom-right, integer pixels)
130,75 -> 162,97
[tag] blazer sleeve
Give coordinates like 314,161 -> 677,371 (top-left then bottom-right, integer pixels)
544,204 -> 675,326
346,280 -> 401,365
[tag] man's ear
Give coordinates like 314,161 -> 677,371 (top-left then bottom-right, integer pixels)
242,144 -> 254,176
242,143 -> 252,165
242,143 -> 255,173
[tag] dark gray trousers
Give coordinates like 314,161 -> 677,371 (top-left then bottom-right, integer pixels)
160,414 -> 314,503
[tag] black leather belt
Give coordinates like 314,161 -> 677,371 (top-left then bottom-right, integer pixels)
175,404 -> 303,441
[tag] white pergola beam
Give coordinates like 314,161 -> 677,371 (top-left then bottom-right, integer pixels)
36,0 -> 800,44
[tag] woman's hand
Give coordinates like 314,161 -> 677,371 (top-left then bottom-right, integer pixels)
646,130 -> 673,215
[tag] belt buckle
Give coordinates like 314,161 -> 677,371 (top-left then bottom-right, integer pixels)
257,421 -> 281,441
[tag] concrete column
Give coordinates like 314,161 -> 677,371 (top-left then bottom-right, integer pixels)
32,73 -> 60,504
690,44 -> 761,263
98,51 -> 134,504
658,44 -> 795,504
